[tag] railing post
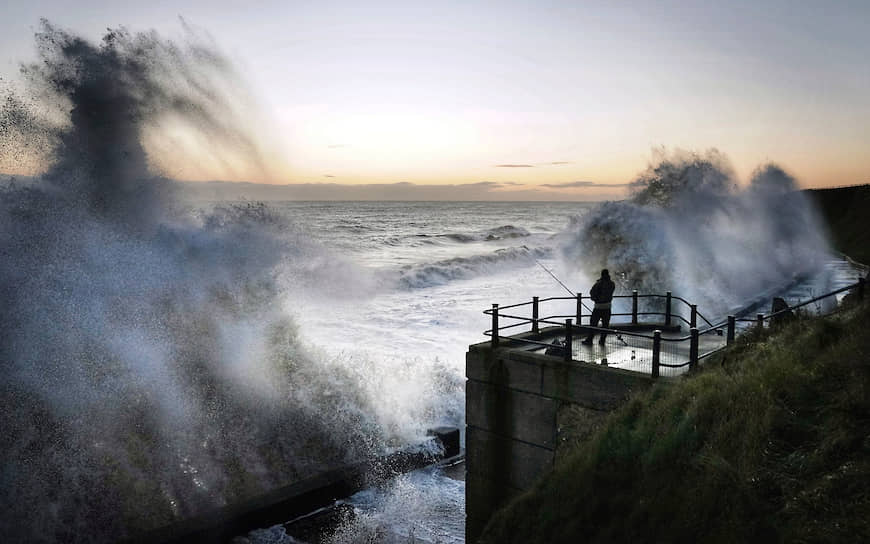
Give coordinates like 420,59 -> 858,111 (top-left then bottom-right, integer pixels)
652,330 -> 661,379
532,296 -> 539,333
859,276 -> 866,300
491,304 -> 499,348
756,313 -> 764,331
564,319 -> 573,361
690,304 -> 697,328
665,291 -> 672,326
689,327 -> 699,370
632,289 -> 638,325
726,315 -> 735,345
575,292 -> 582,325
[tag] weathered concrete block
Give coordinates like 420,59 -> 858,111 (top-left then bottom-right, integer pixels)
467,348 -> 543,394
465,426 -> 554,491
541,360 -> 651,409
466,380 -> 557,448
427,426 -> 461,458
466,345 -> 493,383
466,333 -> 652,541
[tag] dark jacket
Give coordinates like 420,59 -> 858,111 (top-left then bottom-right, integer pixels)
590,277 -> 615,304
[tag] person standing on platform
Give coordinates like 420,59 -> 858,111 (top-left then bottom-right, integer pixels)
582,269 -> 615,345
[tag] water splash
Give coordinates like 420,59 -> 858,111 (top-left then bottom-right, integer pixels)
558,149 -> 831,316
0,21 -> 418,542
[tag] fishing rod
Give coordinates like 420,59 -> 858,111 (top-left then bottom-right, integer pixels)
534,259 -> 592,311
534,259 -> 628,346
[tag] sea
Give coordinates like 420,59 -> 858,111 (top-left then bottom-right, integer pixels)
233,200 -> 597,544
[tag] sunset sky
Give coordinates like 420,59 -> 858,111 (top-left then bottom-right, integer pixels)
2,0 -> 869,199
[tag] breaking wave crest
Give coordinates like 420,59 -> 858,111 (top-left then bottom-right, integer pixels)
441,224 -> 531,243
558,149 -> 831,315
397,246 -> 551,289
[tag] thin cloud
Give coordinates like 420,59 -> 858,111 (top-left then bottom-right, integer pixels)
327,144 -> 348,149
323,174 -> 335,178
540,181 -> 631,188
495,164 -> 534,168
545,161 -> 574,165
180,179 -> 622,201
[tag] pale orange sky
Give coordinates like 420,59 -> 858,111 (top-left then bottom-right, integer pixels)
2,1 -> 869,198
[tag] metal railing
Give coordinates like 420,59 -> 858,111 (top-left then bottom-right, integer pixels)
483,277 -> 866,379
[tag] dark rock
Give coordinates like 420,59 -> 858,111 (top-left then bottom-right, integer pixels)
544,338 -> 566,357
770,297 -> 795,326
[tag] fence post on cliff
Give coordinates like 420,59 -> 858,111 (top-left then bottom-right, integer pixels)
564,319 -> 573,361
576,293 -> 582,325
532,296 -> 539,333
756,313 -> 764,331
689,327 -> 699,370
690,304 -> 697,328
727,315 -> 736,345
632,290 -> 638,324
652,330 -> 662,378
491,304 -> 499,349
665,291 -> 672,326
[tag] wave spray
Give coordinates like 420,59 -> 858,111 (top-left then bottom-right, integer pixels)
558,149 -> 831,316
0,22 -> 433,542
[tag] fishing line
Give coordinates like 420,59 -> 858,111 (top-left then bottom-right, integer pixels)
534,259 -> 593,311
534,259 -> 575,297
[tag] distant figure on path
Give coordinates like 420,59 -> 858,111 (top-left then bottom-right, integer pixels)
582,269 -> 615,345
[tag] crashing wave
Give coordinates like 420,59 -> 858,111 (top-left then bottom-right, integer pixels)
558,149 -> 830,315
0,22 -> 440,543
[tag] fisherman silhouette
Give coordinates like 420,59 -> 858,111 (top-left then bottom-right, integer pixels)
582,269 -> 615,345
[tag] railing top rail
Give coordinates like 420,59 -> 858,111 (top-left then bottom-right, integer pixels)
485,291 -> 699,314
764,281 -> 859,320
484,277 -> 865,375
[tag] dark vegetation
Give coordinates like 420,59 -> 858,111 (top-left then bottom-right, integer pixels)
807,184 -> 870,265
479,296 -> 870,543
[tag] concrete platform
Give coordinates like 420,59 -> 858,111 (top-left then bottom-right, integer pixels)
501,322 -> 725,378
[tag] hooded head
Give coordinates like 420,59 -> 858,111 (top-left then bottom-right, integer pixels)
601,269 -> 610,279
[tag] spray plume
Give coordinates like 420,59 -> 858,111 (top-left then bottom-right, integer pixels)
0,21 -> 424,542
559,148 -> 831,317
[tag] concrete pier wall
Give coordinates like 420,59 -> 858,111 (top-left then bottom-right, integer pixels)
465,335 -> 653,540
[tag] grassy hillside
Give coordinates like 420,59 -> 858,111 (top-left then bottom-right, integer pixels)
807,184 -> 870,265
479,297 -> 870,543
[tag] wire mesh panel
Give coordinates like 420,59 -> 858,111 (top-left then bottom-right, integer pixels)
572,330 -> 655,374
696,327 -> 727,358
657,338 -> 690,378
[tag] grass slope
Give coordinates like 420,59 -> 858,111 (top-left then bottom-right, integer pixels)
479,298 -> 870,543
807,184 -> 870,265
